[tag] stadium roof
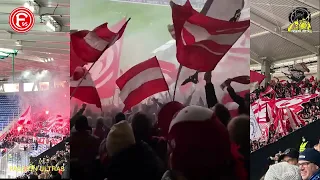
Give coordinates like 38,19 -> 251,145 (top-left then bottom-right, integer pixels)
250,0 -> 319,71
0,0 -> 69,79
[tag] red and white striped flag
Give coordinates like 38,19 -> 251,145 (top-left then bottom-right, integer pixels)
85,18 -> 126,99
17,106 -> 31,125
70,67 -> 102,108
171,0 -> 249,72
116,57 -> 169,112
285,107 -> 305,129
71,18 -> 130,63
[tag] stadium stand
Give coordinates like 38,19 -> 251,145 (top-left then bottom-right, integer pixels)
0,95 -> 20,131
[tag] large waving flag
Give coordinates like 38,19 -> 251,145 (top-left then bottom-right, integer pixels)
116,57 -> 169,112
70,67 -> 102,108
250,71 -> 265,92
171,0 -> 249,72
250,70 -> 265,84
17,106 -> 31,125
85,18 -> 126,99
71,18 -> 130,64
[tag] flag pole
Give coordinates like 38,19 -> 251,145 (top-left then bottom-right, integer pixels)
70,18 -> 131,100
70,61 -> 97,99
173,65 -> 182,101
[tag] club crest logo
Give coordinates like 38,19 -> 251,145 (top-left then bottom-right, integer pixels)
287,7 -> 312,33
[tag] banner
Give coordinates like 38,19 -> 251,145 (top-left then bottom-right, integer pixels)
250,105 -> 262,140
251,93 -> 318,123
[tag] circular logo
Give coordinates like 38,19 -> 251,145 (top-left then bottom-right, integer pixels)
289,7 -> 311,23
9,7 -> 35,33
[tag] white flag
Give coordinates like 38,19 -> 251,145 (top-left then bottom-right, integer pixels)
250,105 -> 262,140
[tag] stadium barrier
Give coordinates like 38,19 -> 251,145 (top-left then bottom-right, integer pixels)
250,120 -> 320,180
0,143 -> 29,179
29,139 -> 66,165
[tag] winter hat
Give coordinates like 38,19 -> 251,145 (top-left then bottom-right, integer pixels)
278,148 -> 300,162
75,115 -> 91,132
299,148 -> 320,167
164,104 -> 234,178
115,112 -> 126,124
157,101 -> 184,137
264,162 -> 302,180
106,121 -> 135,157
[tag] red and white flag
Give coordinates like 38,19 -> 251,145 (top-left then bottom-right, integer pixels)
171,0 -> 249,72
85,18 -> 126,99
70,41 -> 87,76
220,75 -> 250,90
46,115 -> 64,127
285,107 -> 305,130
17,106 -> 31,125
71,18 -> 130,63
252,93 -> 318,123
250,71 -> 265,92
70,67 -> 102,108
116,57 -> 169,112
250,71 -> 265,84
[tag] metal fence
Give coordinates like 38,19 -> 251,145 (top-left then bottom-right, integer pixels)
0,144 -> 30,179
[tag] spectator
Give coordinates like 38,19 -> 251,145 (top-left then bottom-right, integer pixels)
159,104 -> 247,180
264,162 -> 302,180
70,115 -> 100,180
93,117 -> 108,142
105,121 -> 165,180
114,112 -> 126,124
278,148 -> 300,165
298,148 -> 320,180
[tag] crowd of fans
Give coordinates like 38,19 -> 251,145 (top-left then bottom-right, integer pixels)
16,144 -> 70,179
252,78 -> 319,100
69,72 -> 250,180
250,78 -> 320,152
260,139 -> 320,180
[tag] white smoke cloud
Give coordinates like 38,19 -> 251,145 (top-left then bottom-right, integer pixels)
3,70 -> 70,118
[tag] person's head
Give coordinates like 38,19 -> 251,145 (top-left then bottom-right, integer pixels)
38,173 -> 45,179
227,115 -> 250,151
264,162 -> 302,180
131,112 -> 152,141
114,112 -> 126,124
214,103 -> 231,126
158,103 -> 246,180
74,115 -> 90,132
302,136 -> 306,142
96,117 -> 104,129
299,148 -> 320,180
106,121 -> 135,157
279,148 -> 300,165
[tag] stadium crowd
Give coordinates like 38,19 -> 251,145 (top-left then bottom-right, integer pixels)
252,77 -> 319,100
69,72 -> 250,180
15,145 -> 69,179
260,140 -> 320,180
250,78 -> 320,152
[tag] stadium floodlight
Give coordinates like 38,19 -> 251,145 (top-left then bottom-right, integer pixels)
0,48 -> 18,59
0,48 -> 17,54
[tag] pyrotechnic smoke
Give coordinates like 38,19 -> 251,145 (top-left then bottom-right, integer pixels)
13,69 -> 70,118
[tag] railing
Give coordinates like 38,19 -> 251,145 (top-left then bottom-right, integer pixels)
0,143 -> 30,179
